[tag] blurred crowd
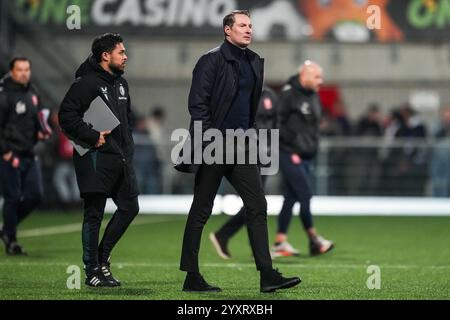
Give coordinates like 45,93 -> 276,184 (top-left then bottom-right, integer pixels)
320,102 -> 450,197
17,100 -> 450,208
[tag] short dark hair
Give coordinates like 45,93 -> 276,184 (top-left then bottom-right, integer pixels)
9,57 -> 31,70
223,10 -> 250,37
151,106 -> 166,119
91,33 -> 124,63
368,102 -> 380,113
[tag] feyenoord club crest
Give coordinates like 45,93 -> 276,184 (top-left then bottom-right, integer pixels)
119,84 -> 125,96
16,101 -> 26,114
300,102 -> 311,115
31,94 -> 39,107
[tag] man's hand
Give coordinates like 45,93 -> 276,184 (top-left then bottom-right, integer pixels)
3,151 -> 13,162
11,157 -> 20,168
291,153 -> 302,165
38,131 -> 51,140
95,130 -> 111,148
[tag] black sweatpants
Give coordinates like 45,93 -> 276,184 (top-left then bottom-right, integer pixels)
277,149 -> 314,233
82,193 -> 139,269
0,156 -> 43,242
180,163 -> 272,273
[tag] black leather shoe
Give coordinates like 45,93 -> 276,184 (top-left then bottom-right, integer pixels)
1,228 -> 27,256
6,242 -> 28,256
182,273 -> 222,292
260,268 -> 301,293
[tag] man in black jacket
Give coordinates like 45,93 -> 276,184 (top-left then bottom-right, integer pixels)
209,86 -> 278,259
59,33 -> 139,287
272,61 -> 334,258
0,57 -> 50,255
176,10 -> 300,293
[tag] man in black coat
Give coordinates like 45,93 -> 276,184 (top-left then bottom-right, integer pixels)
209,86 -> 278,259
59,33 -> 139,287
0,57 -> 50,255
272,61 -> 334,258
176,10 -> 300,293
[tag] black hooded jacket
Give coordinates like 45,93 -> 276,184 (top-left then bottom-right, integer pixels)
0,75 -> 43,155
278,75 -> 322,160
58,56 -> 138,197
255,86 -> 277,132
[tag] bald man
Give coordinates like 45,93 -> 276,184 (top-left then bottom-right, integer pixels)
271,61 -> 334,258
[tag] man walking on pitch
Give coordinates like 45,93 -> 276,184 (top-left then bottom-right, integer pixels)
0,57 -> 51,255
176,10 -> 301,293
272,61 -> 334,258
209,86 -> 278,259
59,33 -> 139,287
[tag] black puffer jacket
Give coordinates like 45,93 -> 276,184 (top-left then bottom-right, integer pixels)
58,55 -> 138,198
0,75 -> 43,155
278,75 -> 322,160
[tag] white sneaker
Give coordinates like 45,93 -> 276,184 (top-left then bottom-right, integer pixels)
270,241 -> 300,258
310,236 -> 334,256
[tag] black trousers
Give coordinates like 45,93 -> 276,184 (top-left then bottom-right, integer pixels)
216,175 -> 268,240
82,193 -> 139,269
0,156 -> 43,242
180,163 -> 272,273
277,150 -> 314,233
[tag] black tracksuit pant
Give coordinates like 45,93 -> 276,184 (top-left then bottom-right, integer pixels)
180,162 -> 272,273
0,156 -> 43,243
82,188 -> 139,270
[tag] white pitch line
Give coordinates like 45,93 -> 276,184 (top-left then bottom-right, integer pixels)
19,223 -> 82,238
18,218 -> 183,238
113,263 -> 450,270
0,261 -> 448,270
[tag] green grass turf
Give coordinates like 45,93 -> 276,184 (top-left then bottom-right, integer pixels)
0,212 -> 449,300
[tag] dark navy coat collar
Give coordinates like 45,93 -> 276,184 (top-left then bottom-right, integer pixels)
220,40 -> 259,63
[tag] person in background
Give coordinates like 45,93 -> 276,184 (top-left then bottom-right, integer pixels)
350,103 -> 384,195
430,105 -> 450,197
382,104 -> 428,196
271,61 -> 334,258
133,112 -> 161,194
51,111 -> 80,208
0,57 -> 51,255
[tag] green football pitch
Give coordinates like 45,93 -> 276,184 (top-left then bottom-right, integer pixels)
0,212 -> 449,300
